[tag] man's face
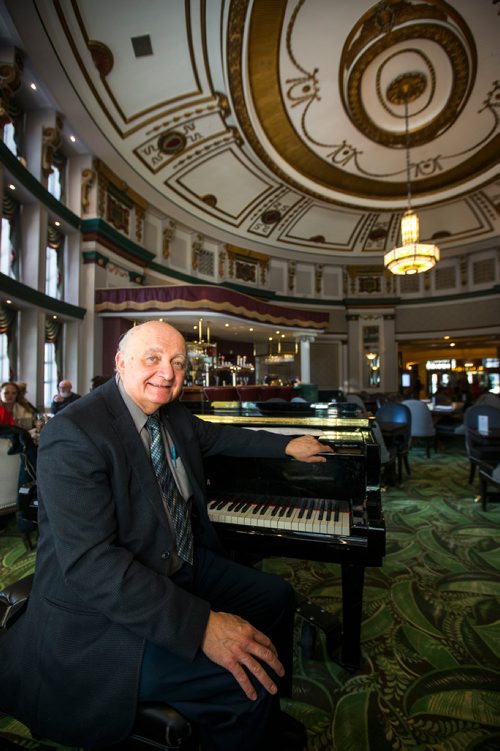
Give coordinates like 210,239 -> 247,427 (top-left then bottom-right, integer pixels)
59,380 -> 72,396
115,321 -> 187,414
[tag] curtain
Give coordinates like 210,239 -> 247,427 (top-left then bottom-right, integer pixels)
0,303 -> 17,380
7,101 -> 24,159
45,315 -> 62,383
2,192 -> 21,280
53,150 -> 67,204
47,224 -> 65,299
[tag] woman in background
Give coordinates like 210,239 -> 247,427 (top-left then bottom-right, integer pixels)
1,382 -> 34,429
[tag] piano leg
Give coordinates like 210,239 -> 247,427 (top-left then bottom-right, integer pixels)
340,563 -> 365,670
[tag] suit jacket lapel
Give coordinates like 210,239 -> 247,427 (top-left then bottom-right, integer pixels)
103,380 -> 170,529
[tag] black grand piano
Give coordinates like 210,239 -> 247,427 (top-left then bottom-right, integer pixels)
200,413 -> 385,670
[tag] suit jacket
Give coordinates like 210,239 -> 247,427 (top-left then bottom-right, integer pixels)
0,378 -> 291,748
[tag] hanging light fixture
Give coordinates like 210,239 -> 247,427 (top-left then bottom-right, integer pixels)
384,74 -> 440,276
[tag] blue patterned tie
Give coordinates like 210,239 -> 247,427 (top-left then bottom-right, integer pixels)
146,414 -> 193,564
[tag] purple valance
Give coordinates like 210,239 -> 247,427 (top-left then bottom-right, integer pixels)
95,284 -> 329,330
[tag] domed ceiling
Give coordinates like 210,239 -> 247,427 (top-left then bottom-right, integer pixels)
5,0 -> 500,265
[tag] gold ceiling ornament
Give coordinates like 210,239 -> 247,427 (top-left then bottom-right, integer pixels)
384,74 -> 440,276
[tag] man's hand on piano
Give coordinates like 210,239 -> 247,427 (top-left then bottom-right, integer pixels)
201,610 -> 285,701
285,435 -> 334,462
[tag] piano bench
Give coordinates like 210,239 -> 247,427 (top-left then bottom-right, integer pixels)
296,594 -> 342,660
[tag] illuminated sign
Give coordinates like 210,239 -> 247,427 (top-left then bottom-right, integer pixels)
426,359 -> 456,370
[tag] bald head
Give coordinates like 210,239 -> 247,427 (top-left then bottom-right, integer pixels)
115,321 -> 187,413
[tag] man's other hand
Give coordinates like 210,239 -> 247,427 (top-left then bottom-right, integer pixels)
201,610 -> 284,700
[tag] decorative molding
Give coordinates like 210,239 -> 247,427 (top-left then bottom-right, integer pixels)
87,39 -> 114,78
81,168 -> 96,214
42,113 -> 64,178
0,47 -> 23,127
315,264 -> 323,294
225,244 -> 269,285
192,233 -> 203,271
162,220 -> 176,259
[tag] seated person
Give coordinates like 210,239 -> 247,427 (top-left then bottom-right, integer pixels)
16,382 -> 37,415
0,320 -> 331,751
0,382 -> 34,429
0,402 -> 15,425
50,379 -> 81,414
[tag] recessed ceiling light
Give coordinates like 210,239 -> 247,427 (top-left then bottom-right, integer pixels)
444,335 -> 450,340
450,342 -> 456,347
249,327 -> 254,332
224,323 -> 229,327
54,221 -> 61,227
5,299 -> 12,304
30,82 -> 37,90
52,315 -> 57,320
8,184 -> 15,190
69,135 -> 76,143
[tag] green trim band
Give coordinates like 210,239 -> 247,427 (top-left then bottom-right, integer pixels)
82,218 -> 155,265
0,141 -> 81,229
0,272 -> 86,320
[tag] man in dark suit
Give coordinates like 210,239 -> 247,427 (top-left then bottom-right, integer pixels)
0,320 -> 330,750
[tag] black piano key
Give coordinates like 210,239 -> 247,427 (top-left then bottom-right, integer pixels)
334,502 -> 340,522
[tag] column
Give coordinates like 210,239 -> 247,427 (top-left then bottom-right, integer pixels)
296,334 -> 315,384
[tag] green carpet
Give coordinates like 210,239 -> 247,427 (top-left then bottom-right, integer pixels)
1,437 -> 499,750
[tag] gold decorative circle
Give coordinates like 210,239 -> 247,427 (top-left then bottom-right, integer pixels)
340,1 -> 477,147
386,72 -> 428,105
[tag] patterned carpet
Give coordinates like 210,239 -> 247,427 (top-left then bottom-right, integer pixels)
1,436 -> 499,750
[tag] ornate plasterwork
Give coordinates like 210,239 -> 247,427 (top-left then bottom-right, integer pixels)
235,0 -> 498,200
20,0 -> 500,262
225,244 -> 269,285
81,168 -> 96,214
0,47 -> 23,127
42,113 -> 64,178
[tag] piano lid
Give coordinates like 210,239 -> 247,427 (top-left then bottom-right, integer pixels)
196,414 -> 372,430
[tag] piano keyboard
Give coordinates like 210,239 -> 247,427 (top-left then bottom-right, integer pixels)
208,496 -> 351,537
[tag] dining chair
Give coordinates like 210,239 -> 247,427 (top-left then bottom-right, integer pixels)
0,436 -> 22,521
402,399 -> 437,457
375,402 -> 412,484
463,404 -> 500,484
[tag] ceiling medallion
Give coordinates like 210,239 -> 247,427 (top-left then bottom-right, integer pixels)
384,74 -> 439,275
261,209 -> 282,224
158,131 -> 186,155
340,0 -> 476,147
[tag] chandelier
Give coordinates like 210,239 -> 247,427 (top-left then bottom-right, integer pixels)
384,74 -> 440,276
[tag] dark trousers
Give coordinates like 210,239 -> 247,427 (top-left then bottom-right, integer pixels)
139,547 -> 296,751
